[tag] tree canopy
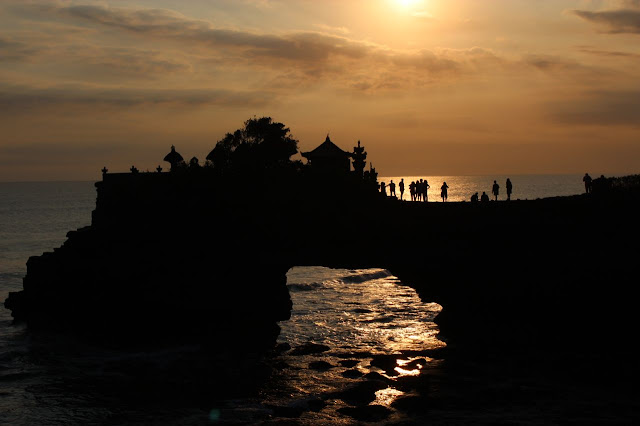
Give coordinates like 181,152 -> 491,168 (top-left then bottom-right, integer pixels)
206,117 -> 299,172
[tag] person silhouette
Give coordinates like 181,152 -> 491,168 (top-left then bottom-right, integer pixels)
389,180 -> 396,198
399,179 -> 405,200
441,182 -> 449,202
583,173 -> 593,194
380,181 -> 387,196
409,181 -> 416,201
492,180 -> 500,201
481,191 -> 489,202
423,179 -> 430,202
471,192 -> 479,203
506,178 -> 513,201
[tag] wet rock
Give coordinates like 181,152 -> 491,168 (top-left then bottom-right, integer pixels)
272,360 -> 291,370
401,347 -> 447,359
332,380 -> 389,404
353,308 -> 372,314
391,396 -> 429,413
290,343 -> 330,356
275,343 -> 291,354
267,404 -> 305,419
307,398 -> 326,412
370,354 -> 401,376
308,361 -> 333,370
394,374 -> 426,393
261,420 -> 303,425
337,405 -> 391,422
364,372 -> 393,383
338,359 -> 360,368
404,358 -> 428,370
341,369 -> 364,379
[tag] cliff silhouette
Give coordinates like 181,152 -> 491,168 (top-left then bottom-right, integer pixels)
4,121 -> 640,355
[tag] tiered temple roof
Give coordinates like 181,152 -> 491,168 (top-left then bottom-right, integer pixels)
301,135 -> 352,173
302,135 -> 351,160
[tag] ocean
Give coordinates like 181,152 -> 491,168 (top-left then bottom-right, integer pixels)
380,175 -> 584,202
0,176 -> 585,424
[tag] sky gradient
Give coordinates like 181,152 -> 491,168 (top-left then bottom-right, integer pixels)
1,0 -> 639,181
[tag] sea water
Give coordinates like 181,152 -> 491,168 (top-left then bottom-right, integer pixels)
0,176 -> 585,424
380,175 -> 584,202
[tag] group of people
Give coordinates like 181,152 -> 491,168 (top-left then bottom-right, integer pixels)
382,177 -> 514,202
471,178 -> 513,203
406,179 -> 432,202
381,178 -> 451,202
583,173 -> 611,195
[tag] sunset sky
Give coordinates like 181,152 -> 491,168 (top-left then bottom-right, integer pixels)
1,0 -> 639,181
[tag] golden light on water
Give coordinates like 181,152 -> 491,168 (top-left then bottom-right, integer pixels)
374,387 -> 406,406
395,358 -> 426,377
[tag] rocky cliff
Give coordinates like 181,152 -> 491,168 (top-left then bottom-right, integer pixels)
5,170 -> 640,353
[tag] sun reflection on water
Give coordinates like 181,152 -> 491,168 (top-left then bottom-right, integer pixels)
374,387 -> 406,406
265,267 -> 444,421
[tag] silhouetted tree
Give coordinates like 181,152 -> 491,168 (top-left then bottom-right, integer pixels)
206,117 -> 299,172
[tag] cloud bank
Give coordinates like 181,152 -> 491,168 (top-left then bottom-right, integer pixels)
572,1 -> 640,33
10,3 -> 503,88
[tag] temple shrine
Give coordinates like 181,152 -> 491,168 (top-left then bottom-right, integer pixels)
301,135 -> 352,174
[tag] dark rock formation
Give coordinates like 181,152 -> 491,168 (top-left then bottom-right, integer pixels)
341,369 -> 364,379
331,379 -> 389,404
5,167 -> 640,357
308,360 -> 333,370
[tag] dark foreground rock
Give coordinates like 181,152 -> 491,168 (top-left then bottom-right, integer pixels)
308,360 -> 333,370
341,368 -> 364,379
388,348 -> 640,424
337,405 -> 391,422
331,379 -> 389,404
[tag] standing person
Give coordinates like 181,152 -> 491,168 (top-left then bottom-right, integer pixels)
399,179 -> 405,200
423,179 -> 430,202
417,179 -> 424,202
583,173 -> 593,194
441,182 -> 449,202
492,180 -> 500,201
380,181 -> 387,196
409,181 -> 416,201
389,180 -> 396,198
506,178 -> 513,201
421,179 -> 427,201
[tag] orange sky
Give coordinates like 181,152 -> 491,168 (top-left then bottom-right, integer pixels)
1,0 -> 639,181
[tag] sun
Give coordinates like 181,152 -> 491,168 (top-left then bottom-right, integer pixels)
395,0 -> 420,9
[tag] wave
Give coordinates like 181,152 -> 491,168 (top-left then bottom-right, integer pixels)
287,282 -> 324,292
340,270 -> 392,284
360,315 -> 396,324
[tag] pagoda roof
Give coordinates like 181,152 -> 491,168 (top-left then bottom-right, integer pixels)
301,136 -> 351,159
